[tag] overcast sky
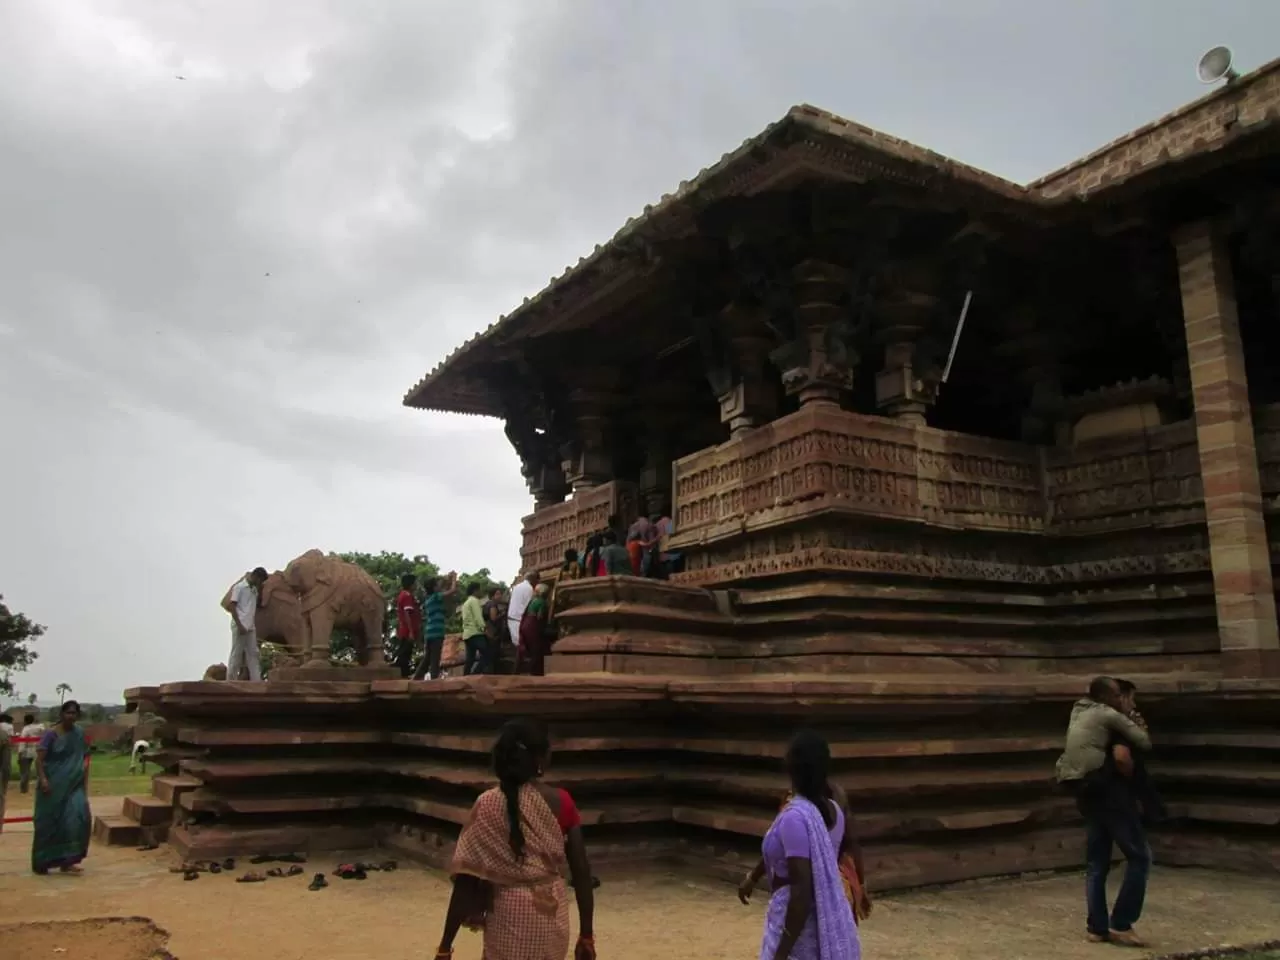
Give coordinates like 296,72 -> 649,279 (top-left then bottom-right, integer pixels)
1,2 -> 1276,703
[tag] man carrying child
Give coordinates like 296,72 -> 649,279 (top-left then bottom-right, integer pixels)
1056,676 -> 1153,947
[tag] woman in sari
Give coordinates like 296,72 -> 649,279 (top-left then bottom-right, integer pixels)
744,730 -> 858,960
32,700 -> 92,875
517,583 -> 552,676
741,785 -> 872,926
436,718 -> 596,960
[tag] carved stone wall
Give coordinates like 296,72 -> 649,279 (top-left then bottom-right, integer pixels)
519,481 -> 640,575
671,406 -> 1205,569
662,405 -> 1218,677
670,405 -> 1045,546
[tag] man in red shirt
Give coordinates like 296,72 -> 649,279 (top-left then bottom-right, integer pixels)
393,573 -> 422,677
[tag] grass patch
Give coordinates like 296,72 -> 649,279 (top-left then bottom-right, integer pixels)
7,751 -> 153,799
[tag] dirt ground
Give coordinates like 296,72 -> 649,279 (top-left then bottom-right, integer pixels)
2,828 -> 1280,960
0,917 -> 170,960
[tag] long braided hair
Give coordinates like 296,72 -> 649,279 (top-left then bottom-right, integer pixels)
492,718 -> 550,858
787,729 -> 836,828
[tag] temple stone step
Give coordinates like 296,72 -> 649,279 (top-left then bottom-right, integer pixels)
175,727 -> 385,747
182,756 -> 665,791
151,773 -> 202,804
547,649 -> 1222,677
1169,799 -> 1280,826
93,814 -> 141,847
168,822 -> 378,861
177,789 -> 672,828
667,763 -> 1056,800
123,795 -> 174,827
1155,762 -> 1280,786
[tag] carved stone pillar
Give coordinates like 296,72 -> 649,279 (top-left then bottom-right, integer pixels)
773,260 -> 855,408
639,452 -> 671,516
1023,369 -> 1065,445
999,306 -> 1066,445
558,372 -> 620,491
528,464 -> 569,509
874,289 -> 943,425
717,303 -> 778,437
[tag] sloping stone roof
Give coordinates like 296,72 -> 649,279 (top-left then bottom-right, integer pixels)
404,56 -> 1280,416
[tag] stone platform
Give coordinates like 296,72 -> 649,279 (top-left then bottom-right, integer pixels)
119,671 -> 1280,889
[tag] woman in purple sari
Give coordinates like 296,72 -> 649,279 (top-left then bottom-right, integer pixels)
754,731 -> 858,960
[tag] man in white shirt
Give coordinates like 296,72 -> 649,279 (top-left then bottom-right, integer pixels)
221,567 -> 268,681
17,713 -> 46,793
129,739 -> 151,774
506,571 -> 539,654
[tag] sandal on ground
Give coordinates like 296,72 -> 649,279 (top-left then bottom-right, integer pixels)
136,843 -> 160,852
183,869 -> 199,881
287,865 -> 304,877
222,858 -> 235,870
379,860 -> 398,872
266,867 -> 286,878
208,863 -> 222,874
308,873 -> 328,891
236,872 -> 267,883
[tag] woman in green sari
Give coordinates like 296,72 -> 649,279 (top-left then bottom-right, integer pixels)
32,700 -> 91,875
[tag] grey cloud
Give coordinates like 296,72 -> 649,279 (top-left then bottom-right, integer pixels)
2,0 -> 1277,701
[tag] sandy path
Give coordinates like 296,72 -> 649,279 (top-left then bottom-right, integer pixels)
2,836 -> 1279,959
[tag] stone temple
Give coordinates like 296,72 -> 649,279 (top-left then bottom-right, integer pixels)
114,59 -> 1280,886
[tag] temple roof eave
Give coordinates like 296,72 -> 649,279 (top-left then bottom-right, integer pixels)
404,57 -> 1280,417
402,105 -> 1038,414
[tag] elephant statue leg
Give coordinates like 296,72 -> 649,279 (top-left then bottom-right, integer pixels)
361,610 -> 386,666
306,607 -> 335,665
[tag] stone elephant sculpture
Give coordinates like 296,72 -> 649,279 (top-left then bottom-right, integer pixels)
255,572 -> 307,658
283,549 -> 387,665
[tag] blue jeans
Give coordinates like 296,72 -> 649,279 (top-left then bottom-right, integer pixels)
1085,806 -> 1151,935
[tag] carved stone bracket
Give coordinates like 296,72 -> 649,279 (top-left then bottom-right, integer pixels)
502,396 -> 569,509
771,260 -> 856,408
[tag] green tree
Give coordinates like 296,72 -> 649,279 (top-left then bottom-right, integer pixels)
0,595 -> 44,697
328,552 -> 506,664
55,682 -> 72,704
26,692 -> 37,706
258,641 -> 289,680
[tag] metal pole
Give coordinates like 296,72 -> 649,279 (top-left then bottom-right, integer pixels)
941,290 -> 973,384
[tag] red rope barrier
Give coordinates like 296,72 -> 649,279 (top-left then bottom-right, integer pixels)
2,735 -> 94,825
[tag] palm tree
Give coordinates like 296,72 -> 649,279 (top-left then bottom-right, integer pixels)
26,692 -> 37,706
55,683 -> 71,704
